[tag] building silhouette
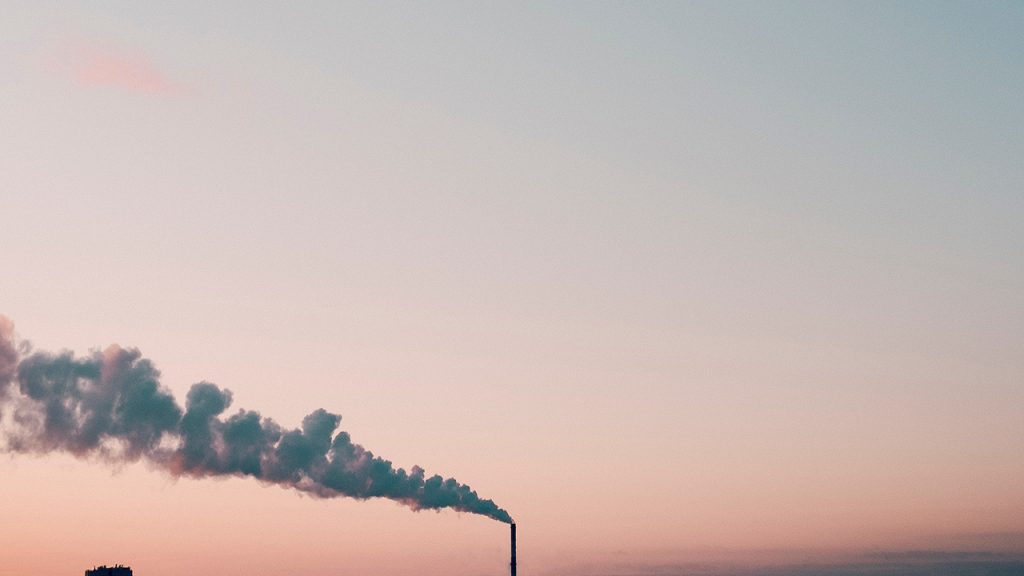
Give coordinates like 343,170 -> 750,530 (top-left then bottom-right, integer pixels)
85,565 -> 132,576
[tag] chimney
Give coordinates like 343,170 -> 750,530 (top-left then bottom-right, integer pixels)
510,523 -> 517,576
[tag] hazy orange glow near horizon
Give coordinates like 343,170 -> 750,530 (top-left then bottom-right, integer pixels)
1,2 -> 1023,576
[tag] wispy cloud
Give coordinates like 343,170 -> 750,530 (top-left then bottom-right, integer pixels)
51,41 -> 183,95
73,51 -> 177,94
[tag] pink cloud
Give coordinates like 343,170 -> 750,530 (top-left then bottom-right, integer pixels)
59,43 -> 182,95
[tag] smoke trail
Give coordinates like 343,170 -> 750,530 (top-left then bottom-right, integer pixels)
0,317 -> 19,405
0,317 -> 512,523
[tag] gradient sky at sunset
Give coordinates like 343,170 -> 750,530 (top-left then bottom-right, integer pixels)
2,2 -> 1023,575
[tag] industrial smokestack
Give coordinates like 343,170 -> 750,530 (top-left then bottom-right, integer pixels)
511,523 -> 517,576
0,316 -> 513,523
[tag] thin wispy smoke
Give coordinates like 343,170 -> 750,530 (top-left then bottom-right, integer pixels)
0,317 -> 19,404
0,317 -> 512,523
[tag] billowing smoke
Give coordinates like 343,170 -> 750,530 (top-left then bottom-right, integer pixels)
0,317 -> 512,523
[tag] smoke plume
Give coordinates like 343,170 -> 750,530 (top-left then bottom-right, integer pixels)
0,317 -> 512,523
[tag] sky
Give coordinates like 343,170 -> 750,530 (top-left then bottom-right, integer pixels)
1,1 -> 1023,575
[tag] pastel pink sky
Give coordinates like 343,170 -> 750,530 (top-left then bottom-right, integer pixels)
1,3 -> 1023,576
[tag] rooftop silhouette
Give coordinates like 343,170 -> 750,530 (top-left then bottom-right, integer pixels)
85,565 -> 132,576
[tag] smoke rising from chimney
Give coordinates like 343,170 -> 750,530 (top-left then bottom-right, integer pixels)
0,317 -> 512,524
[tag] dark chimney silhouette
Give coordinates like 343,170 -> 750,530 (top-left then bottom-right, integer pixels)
512,520 -> 520,573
